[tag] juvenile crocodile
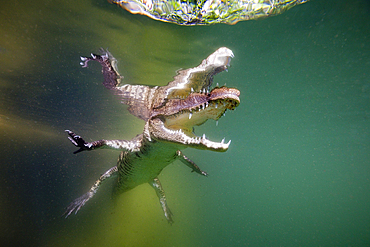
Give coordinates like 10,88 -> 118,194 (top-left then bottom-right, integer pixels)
64,47 -> 240,223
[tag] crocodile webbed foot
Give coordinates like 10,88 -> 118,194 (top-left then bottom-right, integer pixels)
64,192 -> 93,217
65,130 -> 94,154
80,49 -> 121,89
64,166 -> 118,218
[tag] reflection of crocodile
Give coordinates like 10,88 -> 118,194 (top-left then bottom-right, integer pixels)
64,47 -> 240,223
110,0 -> 309,25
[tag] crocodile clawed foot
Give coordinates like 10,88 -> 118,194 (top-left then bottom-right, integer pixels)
165,207 -> 174,225
200,170 -> 208,177
65,130 -> 93,154
64,192 -> 93,218
191,169 -> 208,177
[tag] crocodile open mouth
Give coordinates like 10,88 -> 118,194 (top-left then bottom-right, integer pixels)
160,86 -> 240,142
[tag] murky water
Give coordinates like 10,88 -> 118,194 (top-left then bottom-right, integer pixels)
1,0 -> 369,246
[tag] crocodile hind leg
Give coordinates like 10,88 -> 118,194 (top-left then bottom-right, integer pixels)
64,166 -> 118,217
150,178 -> 173,224
80,49 -> 122,89
176,150 -> 208,176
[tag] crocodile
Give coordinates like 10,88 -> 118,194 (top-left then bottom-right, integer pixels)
64,47 -> 240,223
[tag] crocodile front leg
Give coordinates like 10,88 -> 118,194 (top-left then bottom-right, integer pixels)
176,150 -> 208,176
65,130 -> 141,153
150,177 -> 173,224
64,166 -> 118,217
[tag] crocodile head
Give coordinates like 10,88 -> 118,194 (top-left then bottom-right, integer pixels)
150,86 -> 240,151
146,47 -> 240,152
154,86 -> 240,129
147,85 -> 240,151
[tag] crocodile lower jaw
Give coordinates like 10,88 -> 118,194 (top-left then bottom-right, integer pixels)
147,118 -> 231,152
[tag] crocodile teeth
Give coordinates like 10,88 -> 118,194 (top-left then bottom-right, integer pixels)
216,120 -> 218,126
189,112 -> 192,119
91,53 -> 96,59
80,56 -> 87,61
221,138 -> 225,144
202,134 -> 206,139
215,103 -> 218,109
191,87 -> 194,93
174,129 -> 182,134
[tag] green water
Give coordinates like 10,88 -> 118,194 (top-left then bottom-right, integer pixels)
1,0 -> 369,246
